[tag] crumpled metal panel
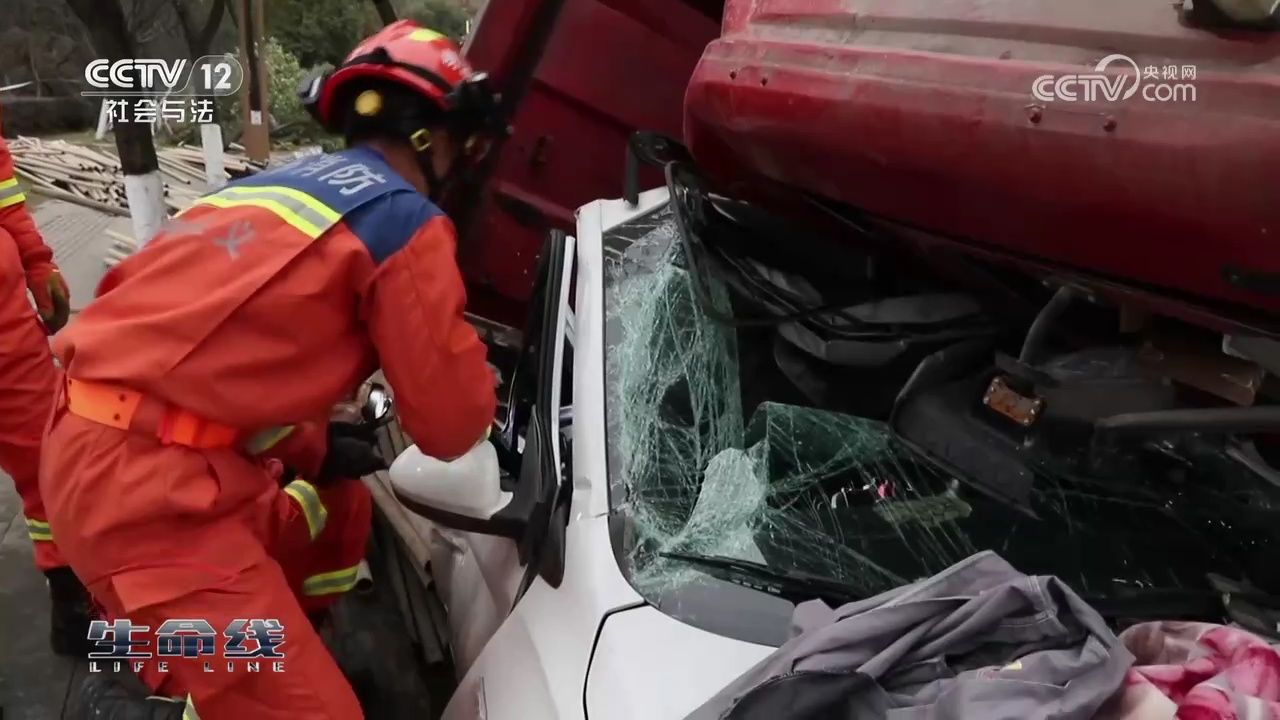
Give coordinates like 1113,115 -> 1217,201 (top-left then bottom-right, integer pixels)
685,0 -> 1280,315
456,0 -> 718,325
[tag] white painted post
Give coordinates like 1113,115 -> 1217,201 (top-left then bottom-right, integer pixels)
200,123 -> 226,190
124,171 -> 167,248
95,100 -> 112,140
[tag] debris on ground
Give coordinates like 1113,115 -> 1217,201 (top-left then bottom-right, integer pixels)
103,229 -> 138,270
8,136 -> 262,216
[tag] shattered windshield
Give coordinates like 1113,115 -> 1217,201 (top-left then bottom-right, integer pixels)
601,200 -> 1280,641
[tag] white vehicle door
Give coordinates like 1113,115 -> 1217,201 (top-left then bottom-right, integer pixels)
401,230 -> 576,674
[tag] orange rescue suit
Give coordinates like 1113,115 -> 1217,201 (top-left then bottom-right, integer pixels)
41,146 -> 495,719
0,113 -> 67,570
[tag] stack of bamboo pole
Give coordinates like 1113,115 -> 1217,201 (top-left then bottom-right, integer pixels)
103,229 -> 138,270
7,137 -> 260,216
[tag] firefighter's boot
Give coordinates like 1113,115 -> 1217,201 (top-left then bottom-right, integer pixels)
46,565 -> 95,656
66,672 -> 186,720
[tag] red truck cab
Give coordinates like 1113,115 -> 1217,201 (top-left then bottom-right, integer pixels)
451,0 -> 1280,622
452,0 -> 720,324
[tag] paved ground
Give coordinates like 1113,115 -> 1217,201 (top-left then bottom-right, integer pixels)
36,203 -> 132,312
0,199 -> 121,719
0,478 -> 86,719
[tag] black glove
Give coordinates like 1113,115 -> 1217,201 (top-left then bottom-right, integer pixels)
316,426 -> 387,485
328,420 -> 379,444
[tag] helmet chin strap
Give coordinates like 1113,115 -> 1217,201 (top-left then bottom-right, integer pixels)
409,128 -> 443,200
418,151 -> 443,200
409,128 -> 468,202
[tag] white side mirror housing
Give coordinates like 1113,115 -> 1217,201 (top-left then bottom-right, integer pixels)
390,441 -> 517,532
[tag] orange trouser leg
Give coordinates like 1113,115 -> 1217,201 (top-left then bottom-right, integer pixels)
0,247 -> 63,570
117,479 -> 372,716
91,557 -> 364,720
41,407 -> 363,719
277,479 -> 373,615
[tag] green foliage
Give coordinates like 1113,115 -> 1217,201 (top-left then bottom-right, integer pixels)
253,36 -> 339,147
266,0 -> 474,64
398,0 -> 472,40
168,37 -> 335,148
265,0 -> 372,68
166,0 -> 477,149
261,36 -> 310,134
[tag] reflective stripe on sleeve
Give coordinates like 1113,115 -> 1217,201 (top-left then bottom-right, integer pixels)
26,518 -> 53,542
0,177 -> 27,208
193,184 -> 340,239
283,479 -> 328,540
301,565 -> 361,596
244,424 -> 296,456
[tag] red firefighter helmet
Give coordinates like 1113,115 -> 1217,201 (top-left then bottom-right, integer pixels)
301,20 -> 503,140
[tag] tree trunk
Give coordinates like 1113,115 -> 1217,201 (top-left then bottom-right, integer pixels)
66,0 -> 158,176
66,0 -> 167,244
370,0 -> 399,26
171,0 -> 228,57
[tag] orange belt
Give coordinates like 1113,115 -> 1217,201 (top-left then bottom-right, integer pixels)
64,378 -> 241,449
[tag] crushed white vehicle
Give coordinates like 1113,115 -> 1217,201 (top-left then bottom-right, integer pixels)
369,188 -> 776,720
350,168 -> 1280,718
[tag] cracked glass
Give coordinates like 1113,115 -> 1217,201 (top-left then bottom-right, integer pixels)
601,200 -> 1280,637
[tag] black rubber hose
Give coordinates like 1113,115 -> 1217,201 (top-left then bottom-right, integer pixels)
890,338 -> 994,429
1018,286 -> 1078,366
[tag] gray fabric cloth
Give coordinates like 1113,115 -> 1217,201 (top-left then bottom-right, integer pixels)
687,551 -> 1134,720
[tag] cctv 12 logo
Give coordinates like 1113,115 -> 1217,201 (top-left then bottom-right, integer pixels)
83,55 -> 245,97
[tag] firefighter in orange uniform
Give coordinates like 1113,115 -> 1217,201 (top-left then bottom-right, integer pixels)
44,22 -> 503,719
0,105 -> 93,655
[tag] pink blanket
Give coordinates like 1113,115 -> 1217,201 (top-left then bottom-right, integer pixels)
1096,622 -> 1280,720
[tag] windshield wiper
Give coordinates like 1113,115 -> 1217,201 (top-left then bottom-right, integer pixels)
660,551 -> 865,605
1087,579 -> 1280,636
1085,589 -> 1227,622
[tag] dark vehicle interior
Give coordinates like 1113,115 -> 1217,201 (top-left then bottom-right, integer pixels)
601,138 -> 1280,642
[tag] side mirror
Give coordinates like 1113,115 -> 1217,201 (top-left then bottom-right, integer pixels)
389,440 -> 525,539
362,384 -> 394,427
388,410 -> 556,544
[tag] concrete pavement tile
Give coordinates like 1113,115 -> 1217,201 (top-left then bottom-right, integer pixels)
0,474 -> 78,719
30,201 -> 124,311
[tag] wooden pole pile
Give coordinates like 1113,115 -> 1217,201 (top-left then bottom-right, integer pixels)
7,136 -> 260,217
103,229 -> 139,270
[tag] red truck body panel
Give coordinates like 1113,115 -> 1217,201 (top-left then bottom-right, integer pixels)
458,0 -> 720,325
684,0 -> 1280,317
